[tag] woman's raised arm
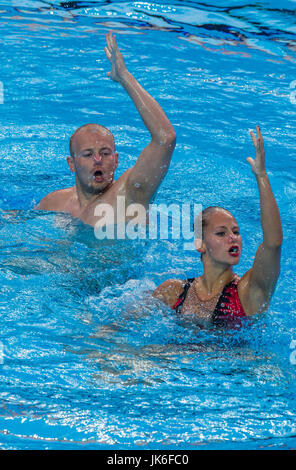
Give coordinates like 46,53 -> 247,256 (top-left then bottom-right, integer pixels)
239,126 -> 283,315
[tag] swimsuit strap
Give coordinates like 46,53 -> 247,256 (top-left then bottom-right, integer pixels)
172,278 -> 195,314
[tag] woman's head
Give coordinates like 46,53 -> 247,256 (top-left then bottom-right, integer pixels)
194,206 -> 242,265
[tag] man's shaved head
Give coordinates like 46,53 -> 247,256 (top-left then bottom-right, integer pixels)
69,124 -> 115,157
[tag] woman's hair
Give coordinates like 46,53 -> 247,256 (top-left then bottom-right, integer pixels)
194,206 -> 233,259
194,206 -> 231,239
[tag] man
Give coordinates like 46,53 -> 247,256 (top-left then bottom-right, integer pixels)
35,32 -> 176,229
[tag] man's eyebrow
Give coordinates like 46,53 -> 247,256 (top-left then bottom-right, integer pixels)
81,146 -> 112,151
214,225 -> 240,230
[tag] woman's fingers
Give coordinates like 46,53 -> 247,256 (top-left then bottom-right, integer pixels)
256,126 -> 265,155
250,126 -> 264,153
248,126 -> 265,175
256,125 -> 262,139
250,130 -> 257,148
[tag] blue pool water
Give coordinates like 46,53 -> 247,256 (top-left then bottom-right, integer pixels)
0,0 -> 296,450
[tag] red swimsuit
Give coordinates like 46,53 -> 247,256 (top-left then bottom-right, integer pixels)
173,277 -> 246,327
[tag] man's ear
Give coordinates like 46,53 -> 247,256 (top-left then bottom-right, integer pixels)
67,156 -> 75,173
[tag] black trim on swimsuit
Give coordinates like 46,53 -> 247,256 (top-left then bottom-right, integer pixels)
173,278 -> 195,314
173,278 -> 239,324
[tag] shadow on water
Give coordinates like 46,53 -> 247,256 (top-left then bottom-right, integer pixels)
8,0 -> 296,51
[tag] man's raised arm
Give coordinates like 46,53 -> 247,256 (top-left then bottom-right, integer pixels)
104,32 -> 176,206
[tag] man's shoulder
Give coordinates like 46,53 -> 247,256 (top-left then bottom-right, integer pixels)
35,187 -> 75,211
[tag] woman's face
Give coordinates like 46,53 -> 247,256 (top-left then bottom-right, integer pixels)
202,209 -> 242,266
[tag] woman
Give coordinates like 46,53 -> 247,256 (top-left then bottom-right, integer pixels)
153,126 -> 282,326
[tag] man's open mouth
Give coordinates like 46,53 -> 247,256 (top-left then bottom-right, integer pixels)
93,170 -> 104,182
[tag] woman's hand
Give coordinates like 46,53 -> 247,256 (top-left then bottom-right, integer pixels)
247,125 -> 266,177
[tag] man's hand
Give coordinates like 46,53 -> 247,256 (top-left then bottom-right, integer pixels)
247,125 -> 266,177
104,31 -> 128,83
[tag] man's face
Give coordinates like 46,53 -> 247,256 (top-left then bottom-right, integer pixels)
67,127 -> 118,196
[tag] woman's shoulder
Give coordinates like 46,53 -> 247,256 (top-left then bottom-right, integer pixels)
153,278 -> 186,309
